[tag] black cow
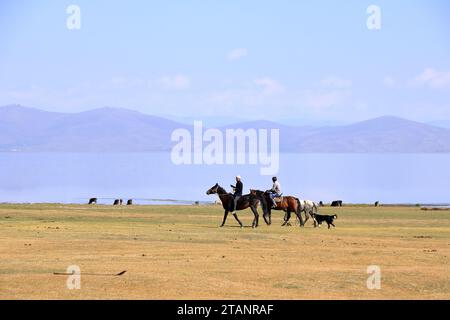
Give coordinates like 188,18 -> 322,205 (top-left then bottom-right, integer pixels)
113,199 -> 120,205
374,201 -> 379,207
319,201 -> 324,207
88,198 -> 97,205
127,199 -> 133,205
330,200 -> 343,207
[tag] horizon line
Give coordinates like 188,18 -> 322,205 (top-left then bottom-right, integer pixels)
2,103 -> 447,129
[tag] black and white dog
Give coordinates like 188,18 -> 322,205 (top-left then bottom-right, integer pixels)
312,213 -> 337,229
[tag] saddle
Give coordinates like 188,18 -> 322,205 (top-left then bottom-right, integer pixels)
273,193 -> 283,203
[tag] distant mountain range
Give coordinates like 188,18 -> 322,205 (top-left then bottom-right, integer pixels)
428,120 -> 450,129
1,104 -> 450,152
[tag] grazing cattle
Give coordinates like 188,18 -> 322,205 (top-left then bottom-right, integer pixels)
331,200 -> 343,207
113,199 -> 120,205
312,213 -> 338,229
374,201 -> 379,207
319,201 -> 324,207
88,198 -> 97,205
127,199 -> 133,205
119,199 -> 123,205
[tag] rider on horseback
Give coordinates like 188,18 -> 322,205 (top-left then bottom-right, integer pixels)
268,176 -> 281,208
230,175 -> 243,214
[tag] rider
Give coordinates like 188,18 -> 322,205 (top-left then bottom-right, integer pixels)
230,175 -> 243,214
268,176 -> 281,208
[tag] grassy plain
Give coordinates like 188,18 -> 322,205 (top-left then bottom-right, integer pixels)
0,204 -> 448,299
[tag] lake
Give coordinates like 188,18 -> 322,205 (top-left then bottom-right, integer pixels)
0,153 -> 449,204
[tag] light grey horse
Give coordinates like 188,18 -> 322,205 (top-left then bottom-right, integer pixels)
296,199 -> 318,225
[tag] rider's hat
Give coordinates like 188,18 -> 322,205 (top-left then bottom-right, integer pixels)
272,176 -> 277,181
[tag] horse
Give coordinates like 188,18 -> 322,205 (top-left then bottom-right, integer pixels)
206,183 -> 265,228
250,190 -> 304,227
297,199 -> 318,225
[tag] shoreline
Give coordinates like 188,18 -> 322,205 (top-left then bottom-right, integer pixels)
1,202 -> 449,208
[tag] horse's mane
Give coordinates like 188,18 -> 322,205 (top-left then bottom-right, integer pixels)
216,184 -> 228,195
250,189 -> 266,196
249,189 -> 268,208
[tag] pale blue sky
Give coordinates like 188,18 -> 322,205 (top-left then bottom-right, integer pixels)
1,0 -> 449,124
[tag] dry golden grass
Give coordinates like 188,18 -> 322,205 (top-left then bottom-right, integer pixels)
0,204 -> 448,299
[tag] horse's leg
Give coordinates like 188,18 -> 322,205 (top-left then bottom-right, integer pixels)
262,209 -> 270,225
281,212 -> 287,226
250,206 -> 259,228
282,210 -> 291,226
281,211 -> 287,226
287,210 -> 293,226
232,212 -> 243,228
303,209 -> 309,224
296,207 -> 305,227
309,210 -> 316,226
220,210 -> 229,227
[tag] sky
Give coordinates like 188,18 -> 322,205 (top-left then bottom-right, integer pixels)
0,0 -> 450,125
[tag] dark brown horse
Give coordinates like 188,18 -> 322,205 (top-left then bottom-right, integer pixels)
206,183 -> 265,228
250,190 -> 304,227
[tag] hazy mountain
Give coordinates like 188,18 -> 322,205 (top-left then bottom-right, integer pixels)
1,105 -> 450,152
428,120 -> 450,129
291,116 -> 450,152
222,116 -> 450,152
0,105 -> 189,151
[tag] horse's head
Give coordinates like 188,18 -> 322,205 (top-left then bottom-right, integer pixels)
250,189 -> 265,197
206,183 -> 219,195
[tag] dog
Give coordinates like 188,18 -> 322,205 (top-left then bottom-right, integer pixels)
312,213 -> 337,229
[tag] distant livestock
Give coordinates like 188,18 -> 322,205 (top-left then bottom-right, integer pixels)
127,199 -> 133,205
113,199 -> 120,205
319,201 -> 324,207
330,200 -> 343,207
375,201 -> 379,207
88,198 -> 97,205
119,199 -> 123,205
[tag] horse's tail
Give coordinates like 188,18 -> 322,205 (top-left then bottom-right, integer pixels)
297,198 -> 307,215
295,198 -> 305,226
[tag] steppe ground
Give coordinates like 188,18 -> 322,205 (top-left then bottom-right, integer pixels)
0,204 -> 448,299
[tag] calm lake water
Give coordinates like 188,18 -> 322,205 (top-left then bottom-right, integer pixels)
0,153 -> 449,204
